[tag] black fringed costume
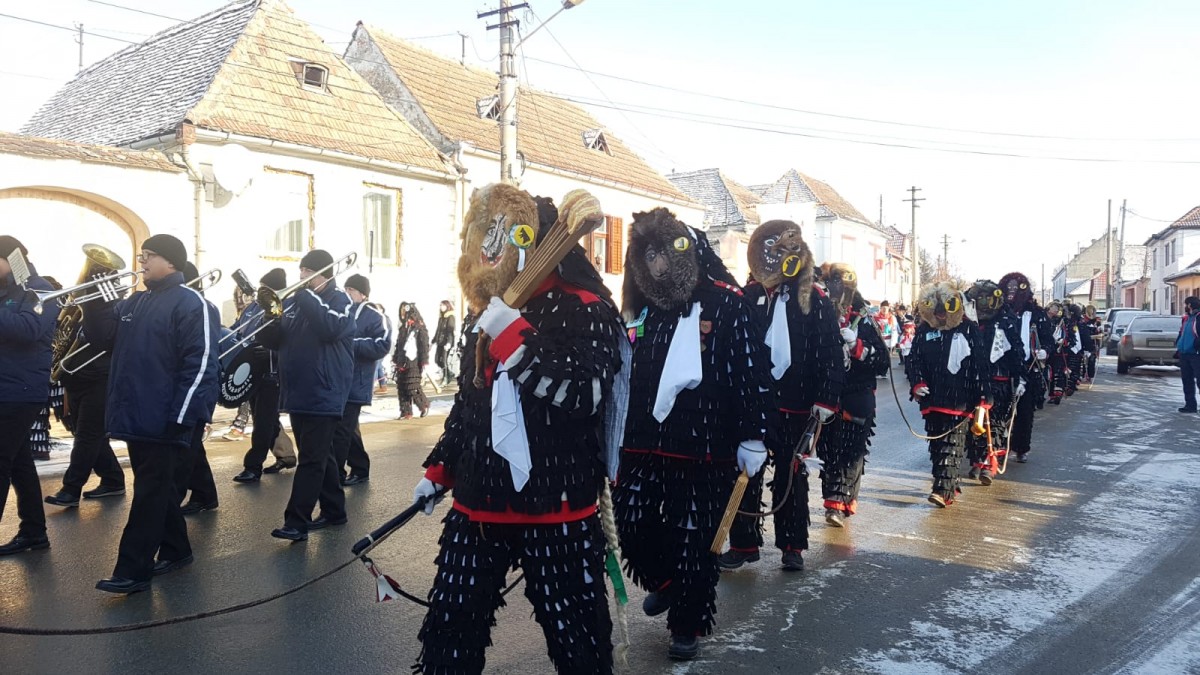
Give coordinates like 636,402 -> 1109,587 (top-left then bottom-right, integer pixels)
818,303 -> 888,515
966,307 -> 1024,472
999,271 -> 1055,458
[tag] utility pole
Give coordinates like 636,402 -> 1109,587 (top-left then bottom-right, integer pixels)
940,233 -> 953,278
75,23 -> 84,73
1115,198 -> 1127,305
903,186 -> 924,304
1105,199 -> 1113,308
480,0 -> 527,184
1041,264 -> 1046,305
458,32 -> 468,65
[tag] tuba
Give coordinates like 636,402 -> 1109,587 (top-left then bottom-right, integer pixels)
50,244 -> 126,380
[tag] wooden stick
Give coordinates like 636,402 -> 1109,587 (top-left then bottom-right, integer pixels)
710,470 -> 750,554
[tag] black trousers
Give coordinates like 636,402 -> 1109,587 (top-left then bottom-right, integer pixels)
397,367 -> 428,417
113,439 -> 191,581
283,414 -> 346,532
730,411 -> 811,553
416,510 -> 613,675
1010,383 -> 1037,454
184,424 -> 218,505
926,412 -> 968,502
1181,353 -> 1200,410
333,402 -> 369,479
0,403 -> 46,538
242,378 -> 284,473
967,382 -> 1015,468
60,379 -> 125,495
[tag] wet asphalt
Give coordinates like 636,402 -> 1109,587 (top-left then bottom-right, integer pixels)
1,357 -> 1198,675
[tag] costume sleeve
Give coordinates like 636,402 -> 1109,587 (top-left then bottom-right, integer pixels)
730,295 -> 774,442
417,324 -> 430,366
169,292 -> 218,427
967,323 -> 989,403
295,288 -> 353,343
907,325 -> 929,393
493,295 -> 622,420
857,317 -> 891,377
353,307 -> 392,362
811,293 -> 845,410
1002,318 -> 1025,380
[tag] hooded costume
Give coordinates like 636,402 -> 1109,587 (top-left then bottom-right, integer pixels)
1044,300 -> 1072,404
414,184 -> 624,675
998,272 -> 1055,462
964,279 -> 1025,482
613,207 -> 774,659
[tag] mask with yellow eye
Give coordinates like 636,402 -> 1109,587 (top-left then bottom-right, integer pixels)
967,279 -> 1005,321
917,282 -> 966,329
818,262 -> 859,314
748,219 -> 811,291
998,271 -> 1034,310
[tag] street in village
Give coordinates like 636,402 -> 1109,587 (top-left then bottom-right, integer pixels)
1,357 -> 1198,674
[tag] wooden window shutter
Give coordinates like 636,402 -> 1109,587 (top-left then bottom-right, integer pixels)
606,215 -> 624,275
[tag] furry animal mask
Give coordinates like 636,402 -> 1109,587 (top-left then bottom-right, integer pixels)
1084,304 -> 1097,319
622,208 -> 700,318
458,183 -> 539,313
918,282 -> 966,330
818,262 -> 858,316
966,279 -> 1005,321
749,219 -> 813,314
1045,300 -> 1063,320
998,271 -> 1034,311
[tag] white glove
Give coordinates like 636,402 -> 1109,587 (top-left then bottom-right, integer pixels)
856,345 -> 873,362
840,326 -> 858,344
913,385 -> 931,398
413,477 -> 445,516
811,405 -> 835,422
736,440 -> 768,478
1015,379 -> 1026,398
477,296 -> 521,338
1035,349 -> 1047,361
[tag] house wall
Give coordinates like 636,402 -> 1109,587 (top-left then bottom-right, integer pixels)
1147,230 -> 1200,315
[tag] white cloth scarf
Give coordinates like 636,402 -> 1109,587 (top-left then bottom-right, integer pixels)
491,363 -> 532,491
653,302 -> 703,423
1071,326 -> 1082,353
1020,310 -> 1033,360
764,286 -> 792,380
990,326 -> 1013,363
947,331 -> 972,374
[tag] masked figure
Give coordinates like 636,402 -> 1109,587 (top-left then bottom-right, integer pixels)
964,280 -> 1025,483
997,272 -> 1054,463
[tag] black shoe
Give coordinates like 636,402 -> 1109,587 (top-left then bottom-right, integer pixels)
95,576 -> 150,595
668,634 -> 699,661
1015,452 -> 1029,464
180,500 -> 218,515
781,550 -> 805,571
45,490 -> 80,508
308,515 -> 348,531
263,460 -> 297,474
0,535 -> 50,556
642,587 -> 675,617
979,469 -> 994,486
342,474 -> 368,487
420,407 -> 430,418
82,485 -> 125,499
232,470 -> 261,483
271,526 -> 308,541
152,554 -> 194,577
1179,407 -> 1198,413
716,549 -> 760,570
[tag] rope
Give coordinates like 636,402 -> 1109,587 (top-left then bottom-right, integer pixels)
598,483 -> 630,670
887,357 -> 972,441
735,416 -> 826,518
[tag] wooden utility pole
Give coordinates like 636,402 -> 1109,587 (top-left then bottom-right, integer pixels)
75,23 -> 84,73
1105,199 -> 1113,308
904,186 -> 924,303
480,0 -> 527,184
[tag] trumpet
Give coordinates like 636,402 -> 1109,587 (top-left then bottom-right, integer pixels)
220,252 -> 357,359
185,268 -> 222,292
32,270 -> 141,314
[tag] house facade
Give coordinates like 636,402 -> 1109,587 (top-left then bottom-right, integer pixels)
1145,206 -> 1200,315
1050,230 -> 1122,310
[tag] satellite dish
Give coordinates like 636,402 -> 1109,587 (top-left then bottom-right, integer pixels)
210,143 -> 257,196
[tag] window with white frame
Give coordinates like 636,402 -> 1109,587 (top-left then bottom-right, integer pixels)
363,185 -> 401,265
262,169 -> 312,257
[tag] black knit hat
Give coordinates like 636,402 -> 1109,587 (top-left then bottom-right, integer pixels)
299,249 -> 333,273
0,235 -> 28,261
183,261 -> 199,284
260,268 -> 287,291
344,273 -> 370,297
142,234 -> 187,272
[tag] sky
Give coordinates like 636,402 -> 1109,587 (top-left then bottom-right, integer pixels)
2,0 -> 1199,289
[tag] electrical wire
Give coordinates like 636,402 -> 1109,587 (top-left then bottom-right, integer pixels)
0,12 -> 137,44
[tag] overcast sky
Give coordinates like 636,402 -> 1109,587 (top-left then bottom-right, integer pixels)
3,0 -> 1198,287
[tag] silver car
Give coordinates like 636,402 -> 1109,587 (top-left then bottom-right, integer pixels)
1117,315 -> 1182,373
1106,309 -> 1151,355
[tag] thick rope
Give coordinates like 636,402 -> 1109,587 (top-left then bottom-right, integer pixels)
887,358 -> 972,441
736,417 -> 826,518
598,483 -> 630,670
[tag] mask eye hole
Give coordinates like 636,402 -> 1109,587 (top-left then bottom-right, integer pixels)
922,299 -> 934,308
993,289 -> 1003,297
944,297 -> 961,312
764,236 -> 778,247
1019,283 -> 1028,290
673,237 -> 690,252
844,271 -> 856,282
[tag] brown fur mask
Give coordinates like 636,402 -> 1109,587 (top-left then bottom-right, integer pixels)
818,262 -> 858,315
748,219 -> 813,314
622,208 -> 699,317
966,279 -> 1005,321
1045,300 -> 1063,320
917,282 -> 966,330
457,183 -> 539,313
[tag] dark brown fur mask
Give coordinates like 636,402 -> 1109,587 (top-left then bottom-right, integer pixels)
457,183 -> 539,313
999,271 -> 1033,311
749,219 -> 813,313
918,282 -> 966,330
622,208 -> 699,318
818,262 -> 858,315
966,279 -> 1005,321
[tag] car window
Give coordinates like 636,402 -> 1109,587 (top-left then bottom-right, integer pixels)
1127,317 -> 1182,333
1113,312 -> 1150,330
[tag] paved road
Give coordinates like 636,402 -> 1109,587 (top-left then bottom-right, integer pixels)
2,359 -> 1198,674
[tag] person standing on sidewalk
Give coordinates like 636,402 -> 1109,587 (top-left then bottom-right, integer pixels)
262,250 -> 353,542
0,235 -> 59,556
86,234 -> 218,593
431,299 -> 457,387
392,302 -> 429,419
1177,296 -> 1200,413
333,274 -> 391,486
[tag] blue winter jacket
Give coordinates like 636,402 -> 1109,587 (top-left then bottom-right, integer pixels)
348,302 -> 392,405
272,282 -> 354,416
0,264 -> 60,404
83,271 -> 219,447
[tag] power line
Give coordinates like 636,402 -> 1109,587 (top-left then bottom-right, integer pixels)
0,70 -> 65,82
0,12 -> 137,43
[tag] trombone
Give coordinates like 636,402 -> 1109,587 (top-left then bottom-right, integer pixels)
32,270 -> 142,315
220,252 -> 357,359
185,268 -> 222,292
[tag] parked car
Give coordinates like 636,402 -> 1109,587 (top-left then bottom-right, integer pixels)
1106,310 -> 1151,355
1117,315 -> 1182,373
1102,307 -> 1140,333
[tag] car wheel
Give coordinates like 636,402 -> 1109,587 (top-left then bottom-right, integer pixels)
1117,359 -> 1129,374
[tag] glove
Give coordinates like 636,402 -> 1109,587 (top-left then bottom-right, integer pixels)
811,405 -> 835,422
913,384 -> 931,398
412,477 -> 445,516
840,326 -> 858,344
1015,379 -> 1026,398
477,296 -> 521,338
1035,349 -> 1047,361
736,440 -> 768,478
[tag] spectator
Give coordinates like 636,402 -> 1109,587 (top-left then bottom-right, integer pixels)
431,300 -> 457,387
1177,296 -> 1200,413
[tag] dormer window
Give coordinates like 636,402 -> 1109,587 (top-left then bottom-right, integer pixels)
289,59 -> 328,92
477,95 -> 500,120
583,128 -> 611,155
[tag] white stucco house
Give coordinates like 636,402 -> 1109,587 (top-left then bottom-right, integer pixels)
1146,206 -> 1200,315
